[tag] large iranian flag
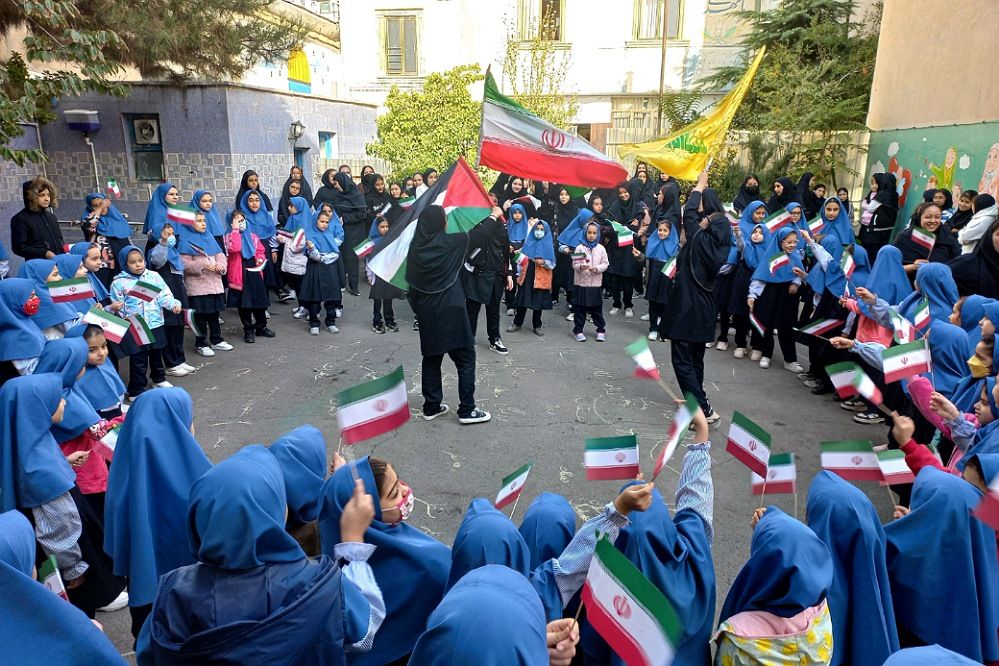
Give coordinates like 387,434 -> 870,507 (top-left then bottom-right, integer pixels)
368,158 -> 492,290
479,70 -> 627,189
582,537 -> 683,666
336,366 -> 410,445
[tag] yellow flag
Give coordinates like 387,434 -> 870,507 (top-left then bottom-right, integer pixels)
617,47 -> 766,180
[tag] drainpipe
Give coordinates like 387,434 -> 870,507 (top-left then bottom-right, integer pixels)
84,134 -> 101,191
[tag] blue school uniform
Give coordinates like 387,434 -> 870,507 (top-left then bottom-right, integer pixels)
518,492 -> 576,570
35,338 -> 101,443
0,278 -> 46,363
447,498 -> 531,592
268,424 -> 327,525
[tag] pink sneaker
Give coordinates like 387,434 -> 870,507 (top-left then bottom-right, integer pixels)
596,332 -> 606,342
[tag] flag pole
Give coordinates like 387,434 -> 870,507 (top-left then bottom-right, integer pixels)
508,493 -> 523,522
569,596 -> 586,633
759,474 -> 768,509
654,376 -> 682,402
793,491 -> 798,520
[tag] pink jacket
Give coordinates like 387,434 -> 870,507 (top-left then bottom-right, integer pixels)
844,298 -> 894,346
225,230 -> 266,292
181,252 -> 226,297
572,243 -> 609,287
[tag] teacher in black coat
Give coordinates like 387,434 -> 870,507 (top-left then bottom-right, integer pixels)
461,209 -> 512,355
11,177 -> 65,260
664,171 -> 729,424
407,205 -> 491,425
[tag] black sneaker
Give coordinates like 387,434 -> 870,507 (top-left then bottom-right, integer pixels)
349,289 -> 361,297
386,322 -> 399,332
372,322 -> 386,334
244,331 -> 255,344
422,404 -> 449,421
489,339 -> 509,355
278,290 -> 294,303
854,410 -> 885,425
256,328 -> 276,338
459,408 -> 491,425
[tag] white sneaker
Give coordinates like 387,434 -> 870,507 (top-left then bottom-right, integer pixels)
97,590 -> 129,613
327,325 -> 339,334
733,347 -> 746,359
706,341 -> 714,348
566,312 -> 575,321
624,308 -> 634,318
648,331 -> 658,341
715,341 -> 728,351
759,357 -> 771,369
212,341 -> 233,351
293,307 -> 307,319
218,317 -> 224,325
640,313 -> 650,321
179,363 -> 197,373
196,346 -> 215,357
153,380 -> 174,388
783,361 -> 805,374
750,350 -> 763,361
574,333 -> 586,342
507,308 -> 516,316
165,366 -> 189,377
310,327 -> 319,335
608,307 -> 620,316
265,310 -> 271,319
595,332 -> 606,342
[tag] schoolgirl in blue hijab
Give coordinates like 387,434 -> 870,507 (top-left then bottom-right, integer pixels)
142,182 -> 176,236
190,189 -> 226,238
70,323 -> 126,415
818,196 -> 854,245
806,236 -> 849,299
865,245 -> 913,306
644,215 -> 681,262
884,467 -> 999,663
176,215 -> 223,257
806,471 -> 899,666
229,209 -> 258,260
83,192 -> 131,240
507,203 -> 530,244
18,258 -> 80,332
269,424 -> 327,526
239,189 -> 277,241
520,219 -> 556,264
0,277 -> 46,365
138,445 -> 379,665
409,565 -> 549,666
69,242 -> 112,304
953,377 -> 999,471
518,492 -> 575,570
103,388 -> 212,613
922,320 -> 974,400
35,338 -> 100,443
318,456 -> 450,666
0,510 -> 123,665
899,262 -> 959,324
446,498 -> 531,592
557,208 -> 594,249
738,200 -> 769,240
750,227 -> 805,284
306,207 -> 342,254
283,195 -> 312,234
955,295 -> 993,355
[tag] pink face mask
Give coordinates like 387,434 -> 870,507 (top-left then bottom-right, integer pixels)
385,483 -> 414,527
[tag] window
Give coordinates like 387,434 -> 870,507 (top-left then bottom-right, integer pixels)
634,0 -> 683,40
123,113 -> 163,181
382,14 -> 419,76
319,131 -> 338,160
518,0 -> 564,41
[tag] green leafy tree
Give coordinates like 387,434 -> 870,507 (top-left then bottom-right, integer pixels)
366,65 -> 485,181
501,16 -> 578,130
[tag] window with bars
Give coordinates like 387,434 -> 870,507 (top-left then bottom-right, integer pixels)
518,0 -> 564,41
382,14 -> 419,76
634,0 -> 683,40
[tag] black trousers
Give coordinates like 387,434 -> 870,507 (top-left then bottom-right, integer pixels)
305,301 -> 336,327
573,306 -> 606,334
759,327 -> 797,362
467,300 -> 501,342
193,312 -> 223,347
648,302 -> 666,335
610,275 -> 634,309
161,324 -> 186,368
127,347 -> 165,396
373,299 -> 395,325
342,224 -> 365,291
422,346 -> 476,418
670,340 -> 710,413
238,308 -> 267,333
514,307 -> 543,329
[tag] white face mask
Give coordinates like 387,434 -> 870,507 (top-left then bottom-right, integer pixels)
233,221 -> 246,232
386,486 -> 415,526
533,229 -> 545,239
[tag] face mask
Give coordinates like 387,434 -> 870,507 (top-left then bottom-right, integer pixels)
968,355 -> 990,379
746,185 -> 760,196
166,236 -> 176,248
22,295 -> 40,316
233,221 -> 246,232
533,229 -> 545,239
386,485 -> 414,526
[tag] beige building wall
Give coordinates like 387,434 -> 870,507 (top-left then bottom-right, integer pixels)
867,0 -> 999,130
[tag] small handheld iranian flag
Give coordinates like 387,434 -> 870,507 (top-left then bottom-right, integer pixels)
397,195 -> 416,209
763,210 -> 793,233
726,411 -> 771,477
877,450 -> 915,485
807,216 -> 825,234
654,393 -> 700,480
768,251 -> 790,275
751,452 -> 797,495
82,307 -> 130,344
494,462 -> 532,509
166,203 -> 197,227
512,194 -> 543,213
336,366 -> 410,445
106,178 -> 121,198
47,277 -> 95,303
912,298 -> 930,330
585,435 -> 640,480
126,280 -> 162,302
182,309 -> 203,338
973,472 -> 999,531
582,537 -> 683,666
726,212 -> 739,227
882,340 -> 931,383
354,237 -> 377,259
748,312 -> 766,336
911,226 -> 936,253
661,256 -> 677,279
514,251 -> 529,276
796,318 -> 844,337
572,251 -> 588,267
889,306 -> 917,344
127,314 -> 155,346
610,221 -> 635,247
840,251 -> 856,279
625,337 -> 660,381
821,440 -> 880,480
39,555 -> 69,601
826,361 -> 882,404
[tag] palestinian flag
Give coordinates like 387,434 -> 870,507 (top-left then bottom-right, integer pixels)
126,280 -> 162,302
625,337 -> 660,380
47,277 -> 95,303
911,226 -> 936,253
912,298 -> 930,330
479,69 -> 627,189
796,318 -> 844,337
182,309 -> 202,338
749,312 -> 766,336
368,158 -> 493,290
494,462 -> 532,510
826,361 -> 882,404
973,472 -> 999,531
763,209 -> 793,233
166,203 -> 198,227
654,393 -> 699,480
511,194 -> 543,216
768,251 -> 790,275
354,237 -> 377,260
127,314 -> 155,346
726,411 -> 771,477
82,307 -> 130,344
336,366 -> 410,445
610,220 -> 634,247
840,251 -> 856,279
821,440 -> 880,481
751,452 -> 797,495
882,340 -> 931,383
106,178 -> 121,199
582,537 -> 683,666
39,555 -> 69,601
806,216 -> 825,234
877,450 -> 915,485
585,435 -> 640,480
661,256 -> 677,279
889,306 -> 917,344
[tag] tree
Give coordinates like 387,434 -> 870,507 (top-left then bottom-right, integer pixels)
500,16 -> 578,130
0,0 -> 304,164
366,65 -> 485,181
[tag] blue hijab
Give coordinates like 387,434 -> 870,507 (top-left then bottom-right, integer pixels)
751,227 -> 804,283
518,492 -> 575,570
35,338 -> 100,443
103,388 -> 212,607
269,425 -> 327,525
955,378 -> 999,470
409,565 -> 549,666
952,375 -> 987,413
820,196 -> 854,244
143,182 -> 175,236
883,646 -> 980,665
645,220 -> 681,262
177,220 -> 223,257
720,507 -> 832,620
960,295 -> 993,354
228,211 -> 257,260
0,510 -> 35,576
447,498 -> 531,592
806,471 -> 899,666
851,242 -> 872,287
84,192 -> 131,238
807,236 -> 849,297
558,208 -> 594,249
318,457 -> 451,666
191,190 -> 226,237
738,200 -> 769,239
116,244 -> 145,277
983,301 -> 999,333
921,320 -> 972,399
369,217 -> 389,244
0,278 -> 46,362
865,245 -> 912,306
67,327 -> 126,411
971,452 -> 999,485
53,253 -> 96,315
507,203 -> 529,244
899,262 -> 958,324
17,259 -> 80,330
239,189 -> 277,240
283,195 -> 312,234
520,220 -> 556,264
0,374 -> 76,511
742,224 -> 771,270
884,467 -> 999,663
68,242 -> 111,303
306,209 -> 341,254
580,221 -> 602,249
